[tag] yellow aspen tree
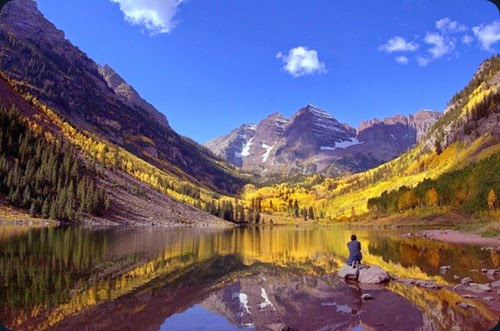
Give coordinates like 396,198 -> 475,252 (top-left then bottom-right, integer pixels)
488,189 -> 497,209
425,187 -> 439,207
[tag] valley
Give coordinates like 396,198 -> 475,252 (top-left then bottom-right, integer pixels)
0,0 -> 499,330
0,0 -> 497,232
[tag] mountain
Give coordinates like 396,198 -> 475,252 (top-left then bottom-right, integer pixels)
97,64 -> 169,128
0,0 -> 244,195
206,105 -> 441,176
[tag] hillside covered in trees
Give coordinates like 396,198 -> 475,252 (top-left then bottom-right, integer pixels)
0,104 -> 108,221
367,152 -> 499,216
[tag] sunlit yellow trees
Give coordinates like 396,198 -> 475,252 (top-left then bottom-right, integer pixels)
488,189 -> 497,210
425,188 -> 439,207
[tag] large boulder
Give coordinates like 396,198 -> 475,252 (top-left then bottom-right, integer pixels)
358,266 -> 391,284
337,265 -> 359,280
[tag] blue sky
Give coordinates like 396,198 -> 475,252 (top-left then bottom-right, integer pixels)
37,0 -> 499,143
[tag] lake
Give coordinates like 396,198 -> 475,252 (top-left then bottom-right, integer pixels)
0,225 -> 498,330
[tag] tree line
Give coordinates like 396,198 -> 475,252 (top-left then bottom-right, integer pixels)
204,197 -> 263,223
0,104 -> 109,221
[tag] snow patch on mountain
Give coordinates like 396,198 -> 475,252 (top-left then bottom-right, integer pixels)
320,138 -> 363,151
261,142 -> 275,163
240,138 -> 254,157
336,138 -> 363,149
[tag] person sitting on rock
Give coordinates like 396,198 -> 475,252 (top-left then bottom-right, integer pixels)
347,234 -> 363,268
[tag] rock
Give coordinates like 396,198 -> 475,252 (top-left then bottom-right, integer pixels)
453,275 -> 460,280
466,283 -> 491,293
361,293 -> 373,300
483,296 -> 494,301
358,266 -> 391,284
415,280 -> 441,289
481,269 -> 488,273
461,277 -> 472,285
461,294 -> 477,298
398,278 -> 416,285
440,266 -> 451,270
476,283 -> 491,291
337,265 -> 359,280
486,269 -> 498,276
498,290 -> 500,295
453,284 -> 463,291
456,302 -> 476,309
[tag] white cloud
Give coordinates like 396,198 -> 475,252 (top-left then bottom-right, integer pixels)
416,56 -> 431,67
424,33 -> 454,59
462,34 -> 474,45
472,20 -> 500,51
395,56 -> 409,64
110,0 -> 184,35
436,18 -> 467,33
380,17 -> 498,67
378,36 -> 419,53
276,46 -> 327,77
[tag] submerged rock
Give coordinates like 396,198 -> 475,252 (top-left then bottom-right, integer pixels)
358,266 -> 391,284
361,293 -> 373,300
398,278 -> 416,285
466,283 -> 491,293
461,294 -> 477,299
415,280 -> 441,289
456,302 -> 476,309
487,269 -> 498,276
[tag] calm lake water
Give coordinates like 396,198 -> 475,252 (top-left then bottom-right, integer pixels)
0,225 -> 498,330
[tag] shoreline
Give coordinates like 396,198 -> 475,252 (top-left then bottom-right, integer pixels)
418,229 -> 500,249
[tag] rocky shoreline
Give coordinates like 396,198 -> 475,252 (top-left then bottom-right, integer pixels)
337,264 -> 500,313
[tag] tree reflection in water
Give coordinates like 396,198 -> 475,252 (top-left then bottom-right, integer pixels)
0,225 -> 497,330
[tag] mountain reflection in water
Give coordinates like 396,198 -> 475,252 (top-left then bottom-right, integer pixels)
0,225 -> 498,330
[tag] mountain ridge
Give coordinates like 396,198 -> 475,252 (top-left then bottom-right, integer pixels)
205,105 -> 442,176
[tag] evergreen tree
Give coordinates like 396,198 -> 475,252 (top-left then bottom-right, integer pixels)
49,201 -> 57,220
29,201 -> 37,217
41,199 -> 49,219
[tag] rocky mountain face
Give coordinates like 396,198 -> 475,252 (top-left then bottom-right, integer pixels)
204,124 -> 257,167
97,64 -> 169,128
0,0 -> 244,194
206,105 -> 442,176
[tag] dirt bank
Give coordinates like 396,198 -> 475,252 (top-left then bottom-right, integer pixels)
419,229 -> 500,248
